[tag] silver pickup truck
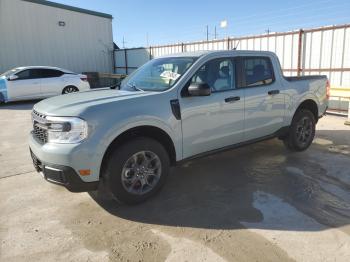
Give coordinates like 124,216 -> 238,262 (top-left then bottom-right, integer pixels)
29,50 -> 329,204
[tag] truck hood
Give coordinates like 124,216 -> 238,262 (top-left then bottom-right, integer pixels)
33,88 -> 151,116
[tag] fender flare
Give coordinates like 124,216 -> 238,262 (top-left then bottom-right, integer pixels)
286,92 -> 320,124
92,118 -> 181,177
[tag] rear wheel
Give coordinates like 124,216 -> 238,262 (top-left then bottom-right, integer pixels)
283,109 -> 316,151
62,86 -> 79,94
103,137 -> 170,204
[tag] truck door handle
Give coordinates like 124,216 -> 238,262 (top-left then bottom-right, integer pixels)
268,89 -> 280,95
225,96 -> 240,103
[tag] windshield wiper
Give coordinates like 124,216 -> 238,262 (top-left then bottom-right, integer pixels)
127,82 -> 144,92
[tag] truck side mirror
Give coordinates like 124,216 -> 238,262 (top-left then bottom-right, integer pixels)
8,75 -> 18,81
188,83 -> 211,96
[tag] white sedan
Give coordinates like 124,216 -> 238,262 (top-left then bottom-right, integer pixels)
0,66 -> 90,103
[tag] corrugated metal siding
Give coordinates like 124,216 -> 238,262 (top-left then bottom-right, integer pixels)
0,0 -> 113,74
115,24 -> 350,90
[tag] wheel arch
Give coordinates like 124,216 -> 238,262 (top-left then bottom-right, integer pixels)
100,125 -> 177,178
293,99 -> 318,122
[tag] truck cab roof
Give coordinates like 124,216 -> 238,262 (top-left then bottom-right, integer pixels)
160,50 -> 277,58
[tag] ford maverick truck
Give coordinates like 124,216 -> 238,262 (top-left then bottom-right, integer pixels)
29,50 -> 329,204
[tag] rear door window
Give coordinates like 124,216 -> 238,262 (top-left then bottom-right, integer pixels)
240,57 -> 274,87
39,69 -> 64,78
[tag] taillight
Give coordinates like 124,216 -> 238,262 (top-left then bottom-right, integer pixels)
80,75 -> 88,82
326,80 -> 330,99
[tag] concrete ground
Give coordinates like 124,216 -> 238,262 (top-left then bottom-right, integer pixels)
0,101 -> 350,262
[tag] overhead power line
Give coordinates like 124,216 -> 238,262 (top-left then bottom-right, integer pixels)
119,1 -> 350,47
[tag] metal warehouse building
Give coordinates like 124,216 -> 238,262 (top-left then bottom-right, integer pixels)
0,0 -> 114,74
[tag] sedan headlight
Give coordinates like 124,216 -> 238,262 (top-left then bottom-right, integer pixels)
46,116 -> 88,144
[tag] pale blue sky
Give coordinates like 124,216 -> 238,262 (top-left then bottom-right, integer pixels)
53,0 -> 350,48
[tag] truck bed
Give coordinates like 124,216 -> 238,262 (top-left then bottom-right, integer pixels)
285,75 -> 327,82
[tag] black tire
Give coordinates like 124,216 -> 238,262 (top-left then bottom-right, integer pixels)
0,93 -> 4,104
62,86 -> 79,94
283,109 -> 316,152
103,137 -> 170,205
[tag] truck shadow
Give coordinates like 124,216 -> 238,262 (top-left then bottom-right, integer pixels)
90,137 -> 350,232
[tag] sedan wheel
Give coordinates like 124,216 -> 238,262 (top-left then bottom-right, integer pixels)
62,86 -> 78,94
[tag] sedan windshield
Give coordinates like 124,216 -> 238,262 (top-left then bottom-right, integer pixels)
120,57 -> 196,92
0,68 -> 21,78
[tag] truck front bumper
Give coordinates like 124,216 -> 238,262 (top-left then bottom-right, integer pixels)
29,131 -> 100,192
30,149 -> 99,192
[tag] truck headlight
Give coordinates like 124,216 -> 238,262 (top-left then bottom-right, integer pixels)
46,116 -> 88,144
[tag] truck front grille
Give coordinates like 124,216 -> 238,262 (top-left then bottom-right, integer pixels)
33,124 -> 48,144
32,110 -> 48,144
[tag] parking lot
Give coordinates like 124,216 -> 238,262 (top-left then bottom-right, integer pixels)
0,101 -> 350,262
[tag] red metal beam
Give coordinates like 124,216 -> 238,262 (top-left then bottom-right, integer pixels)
297,29 -> 304,76
283,68 -> 350,72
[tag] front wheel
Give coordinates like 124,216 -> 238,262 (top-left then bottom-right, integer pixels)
62,86 -> 79,94
103,137 -> 170,204
283,109 -> 316,152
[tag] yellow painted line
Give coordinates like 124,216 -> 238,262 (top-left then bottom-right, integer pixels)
330,86 -> 350,91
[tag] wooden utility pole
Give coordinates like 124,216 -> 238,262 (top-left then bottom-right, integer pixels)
122,37 -> 126,48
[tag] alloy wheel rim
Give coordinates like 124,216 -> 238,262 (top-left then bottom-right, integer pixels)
296,116 -> 313,146
121,151 -> 162,195
64,87 -> 76,93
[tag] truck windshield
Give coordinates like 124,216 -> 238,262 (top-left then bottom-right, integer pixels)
120,57 -> 196,92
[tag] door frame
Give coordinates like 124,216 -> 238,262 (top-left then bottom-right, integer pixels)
178,55 -> 246,158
